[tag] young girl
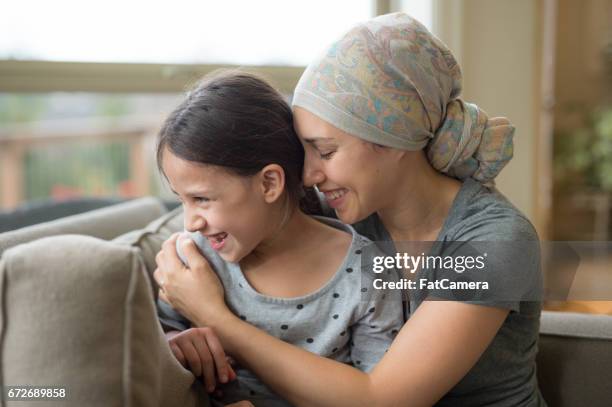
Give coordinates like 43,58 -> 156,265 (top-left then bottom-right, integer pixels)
154,71 -> 403,407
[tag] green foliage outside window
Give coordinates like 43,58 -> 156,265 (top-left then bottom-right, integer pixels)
554,107 -> 612,193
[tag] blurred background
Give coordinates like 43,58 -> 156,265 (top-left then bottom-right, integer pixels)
1,0 -> 611,312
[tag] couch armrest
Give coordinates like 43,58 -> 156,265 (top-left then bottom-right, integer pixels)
537,311 -> 612,407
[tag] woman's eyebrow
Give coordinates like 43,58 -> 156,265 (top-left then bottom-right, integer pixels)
303,137 -> 336,146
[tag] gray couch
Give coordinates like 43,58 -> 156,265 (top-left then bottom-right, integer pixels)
0,198 -> 610,406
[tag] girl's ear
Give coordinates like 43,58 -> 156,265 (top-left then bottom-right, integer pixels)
258,164 -> 285,203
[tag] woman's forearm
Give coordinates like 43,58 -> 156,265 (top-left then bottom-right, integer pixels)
193,302 -> 509,407
198,313 -> 377,407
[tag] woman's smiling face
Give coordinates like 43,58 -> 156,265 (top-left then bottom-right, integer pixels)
293,107 -> 404,224
161,147 -> 272,263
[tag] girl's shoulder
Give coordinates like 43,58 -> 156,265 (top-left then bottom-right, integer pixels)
308,216 -> 381,278
311,215 -> 373,251
311,216 -> 393,283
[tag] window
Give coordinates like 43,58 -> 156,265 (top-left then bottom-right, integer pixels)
0,0 -> 435,216
0,0 -> 373,66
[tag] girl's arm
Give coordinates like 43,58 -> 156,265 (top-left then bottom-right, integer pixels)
158,235 -> 509,406
197,300 -> 507,407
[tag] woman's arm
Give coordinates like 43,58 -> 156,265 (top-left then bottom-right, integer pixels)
157,235 -> 508,407
197,300 -> 507,407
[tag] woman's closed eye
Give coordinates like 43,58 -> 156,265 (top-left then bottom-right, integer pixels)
319,150 -> 336,160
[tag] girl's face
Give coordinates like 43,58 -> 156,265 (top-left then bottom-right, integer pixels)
161,147 -> 274,263
293,107 -> 404,224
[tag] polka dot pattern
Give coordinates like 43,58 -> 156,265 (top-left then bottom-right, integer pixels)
164,218 -> 406,404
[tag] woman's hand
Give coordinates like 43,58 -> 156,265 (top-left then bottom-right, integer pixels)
154,233 -> 231,327
167,327 -> 237,393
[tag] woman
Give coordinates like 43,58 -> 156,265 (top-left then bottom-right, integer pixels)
156,13 -> 546,406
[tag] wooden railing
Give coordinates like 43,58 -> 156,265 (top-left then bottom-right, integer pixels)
0,115 -> 164,210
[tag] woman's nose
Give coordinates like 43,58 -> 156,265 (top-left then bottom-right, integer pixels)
303,155 -> 325,188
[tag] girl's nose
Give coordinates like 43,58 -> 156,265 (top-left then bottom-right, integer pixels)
184,209 -> 206,233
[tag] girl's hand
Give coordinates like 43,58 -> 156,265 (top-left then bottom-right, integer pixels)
167,327 -> 237,393
154,233 -> 230,326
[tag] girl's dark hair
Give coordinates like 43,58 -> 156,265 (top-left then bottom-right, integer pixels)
157,70 -> 307,207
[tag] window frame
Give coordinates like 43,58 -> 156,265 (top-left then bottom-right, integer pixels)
0,60 -> 305,94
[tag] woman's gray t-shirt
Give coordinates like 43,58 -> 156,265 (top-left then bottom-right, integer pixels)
353,178 -> 547,407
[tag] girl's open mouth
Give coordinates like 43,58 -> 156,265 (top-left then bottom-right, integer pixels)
207,232 -> 228,251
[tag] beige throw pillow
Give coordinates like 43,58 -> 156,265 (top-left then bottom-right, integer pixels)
0,234 -> 208,407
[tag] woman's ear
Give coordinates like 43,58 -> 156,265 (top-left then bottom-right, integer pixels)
377,144 -> 407,162
258,164 -> 286,203
368,141 -> 406,162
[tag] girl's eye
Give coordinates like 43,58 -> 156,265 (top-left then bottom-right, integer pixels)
193,197 -> 210,203
319,151 -> 335,160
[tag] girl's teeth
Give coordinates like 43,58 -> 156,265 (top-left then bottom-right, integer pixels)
328,189 -> 346,199
211,232 -> 227,242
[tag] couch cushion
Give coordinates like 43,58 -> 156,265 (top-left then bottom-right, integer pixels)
537,311 -> 612,407
0,197 -> 168,258
113,206 -> 184,300
0,197 -> 130,233
0,234 -> 208,407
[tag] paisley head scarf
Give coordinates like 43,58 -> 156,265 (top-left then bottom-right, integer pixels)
292,12 -> 514,185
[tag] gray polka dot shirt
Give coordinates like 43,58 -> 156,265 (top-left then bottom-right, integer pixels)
157,216 -> 404,407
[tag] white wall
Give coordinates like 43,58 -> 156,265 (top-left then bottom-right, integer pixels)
432,0 -> 541,224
